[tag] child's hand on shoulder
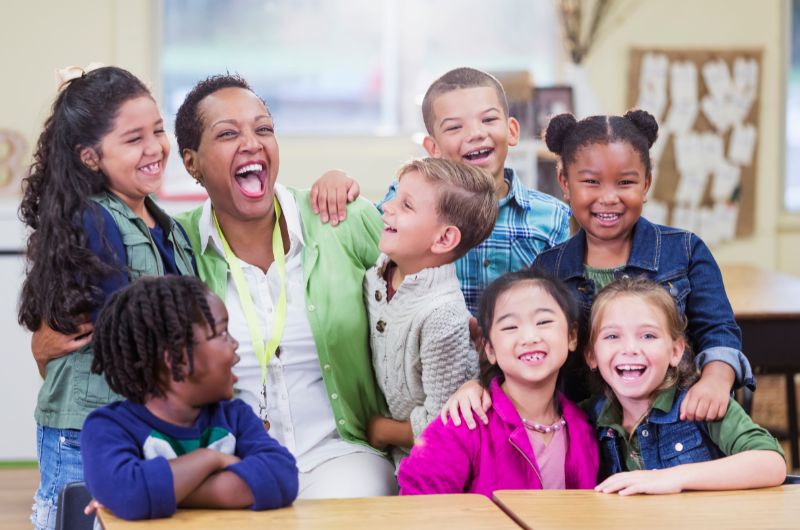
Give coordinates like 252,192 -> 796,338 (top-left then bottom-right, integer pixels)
367,415 -> 390,451
681,361 -> 735,421
309,169 -> 360,226
595,468 -> 684,496
440,379 -> 492,429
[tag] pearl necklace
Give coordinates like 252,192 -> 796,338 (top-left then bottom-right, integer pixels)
521,417 -> 566,433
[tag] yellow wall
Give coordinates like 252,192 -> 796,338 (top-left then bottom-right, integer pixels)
583,0 -> 789,271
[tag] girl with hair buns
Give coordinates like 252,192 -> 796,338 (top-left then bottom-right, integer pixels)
442,109 -> 753,437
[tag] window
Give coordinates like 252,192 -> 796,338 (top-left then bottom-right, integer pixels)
161,0 -> 560,136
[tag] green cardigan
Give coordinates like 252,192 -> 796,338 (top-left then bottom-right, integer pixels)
173,188 -> 387,450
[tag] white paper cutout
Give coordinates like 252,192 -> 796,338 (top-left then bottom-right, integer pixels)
674,168 -> 709,208
672,206 -> 698,232
674,133 -> 703,174
637,53 -> 670,122
642,199 -> 669,226
664,62 -> 699,134
698,206 -> 722,247
716,202 -> 739,242
701,95 -> 731,133
728,123 -> 757,166
700,132 -> 725,171
702,59 -> 732,102
711,161 -> 741,202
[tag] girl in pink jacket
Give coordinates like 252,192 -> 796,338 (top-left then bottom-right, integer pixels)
398,268 -> 599,497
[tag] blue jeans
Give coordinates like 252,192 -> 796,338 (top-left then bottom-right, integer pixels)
33,423 -> 86,530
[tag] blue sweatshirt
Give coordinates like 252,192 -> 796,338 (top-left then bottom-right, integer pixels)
81,399 -> 298,520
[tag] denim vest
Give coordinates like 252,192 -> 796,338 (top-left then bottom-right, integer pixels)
533,216 -> 753,399
588,390 -> 725,479
35,192 -> 195,431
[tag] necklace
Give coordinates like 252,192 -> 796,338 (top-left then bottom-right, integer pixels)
521,417 -> 566,433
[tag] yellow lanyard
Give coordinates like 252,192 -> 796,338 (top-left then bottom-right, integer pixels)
213,197 -> 287,423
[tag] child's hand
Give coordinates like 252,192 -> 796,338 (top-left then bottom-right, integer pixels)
440,380 -> 492,429
84,499 -> 106,515
309,169 -> 360,226
680,361 -> 734,421
468,317 -> 485,351
595,469 -> 684,496
367,414 -> 389,451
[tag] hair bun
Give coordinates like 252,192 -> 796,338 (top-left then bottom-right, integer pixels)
623,109 -> 659,148
543,113 -> 578,155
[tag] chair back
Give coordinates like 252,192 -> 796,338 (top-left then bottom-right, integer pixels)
54,481 -> 95,530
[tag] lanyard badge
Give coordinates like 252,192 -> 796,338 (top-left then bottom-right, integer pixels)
214,196 -> 287,430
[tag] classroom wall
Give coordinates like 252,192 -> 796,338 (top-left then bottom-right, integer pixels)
582,0 -> 790,272
0,0 -> 792,459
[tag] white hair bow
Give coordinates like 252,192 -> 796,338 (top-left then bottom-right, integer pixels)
54,62 -> 105,91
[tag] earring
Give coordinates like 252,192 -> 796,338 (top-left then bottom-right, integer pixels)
590,366 -> 597,372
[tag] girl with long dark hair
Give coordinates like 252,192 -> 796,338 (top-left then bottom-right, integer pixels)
19,65 -> 195,530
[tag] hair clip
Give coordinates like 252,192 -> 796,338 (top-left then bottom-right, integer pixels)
54,62 -> 105,91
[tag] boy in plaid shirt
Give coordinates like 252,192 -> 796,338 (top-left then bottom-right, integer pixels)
310,67 -> 571,315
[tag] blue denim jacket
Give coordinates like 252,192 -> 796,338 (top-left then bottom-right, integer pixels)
533,216 -> 754,392
587,389 -> 725,479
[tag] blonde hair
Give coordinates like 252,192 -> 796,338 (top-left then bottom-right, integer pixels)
586,277 -> 699,430
421,67 -> 509,136
397,157 -> 498,260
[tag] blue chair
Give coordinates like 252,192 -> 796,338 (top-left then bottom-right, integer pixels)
783,475 -> 800,485
54,481 -> 95,530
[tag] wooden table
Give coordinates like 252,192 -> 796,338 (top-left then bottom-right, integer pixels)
493,487 -> 800,530
719,264 -> 800,468
96,494 -> 520,530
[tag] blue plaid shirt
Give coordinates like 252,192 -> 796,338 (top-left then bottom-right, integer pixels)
377,168 -> 571,315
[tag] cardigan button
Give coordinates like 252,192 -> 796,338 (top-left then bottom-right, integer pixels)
331,393 -> 338,400
375,291 -> 382,302
308,304 -> 315,312
338,419 -> 346,425
324,364 -> 331,371
377,320 -> 386,332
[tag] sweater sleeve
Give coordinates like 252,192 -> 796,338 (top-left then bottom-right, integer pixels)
81,408 -> 176,520
398,415 -> 475,495
410,305 -> 477,440
224,400 -> 299,510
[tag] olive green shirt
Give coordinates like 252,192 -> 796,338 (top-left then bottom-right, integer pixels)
580,387 -> 785,471
583,264 -> 623,292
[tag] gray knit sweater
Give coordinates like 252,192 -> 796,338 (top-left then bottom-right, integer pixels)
364,253 -> 480,468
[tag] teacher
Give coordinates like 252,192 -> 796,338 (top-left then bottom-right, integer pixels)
170,74 -> 396,498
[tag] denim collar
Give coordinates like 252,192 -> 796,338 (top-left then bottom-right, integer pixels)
553,216 -> 660,281
98,190 -> 174,232
596,386 -> 681,441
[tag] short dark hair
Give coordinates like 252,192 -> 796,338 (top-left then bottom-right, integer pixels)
478,268 -> 579,395
91,276 -> 217,404
543,109 -> 659,176
396,157 -> 498,260
174,73 -> 267,155
422,67 -> 509,136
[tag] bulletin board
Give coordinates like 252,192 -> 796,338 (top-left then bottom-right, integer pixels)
627,48 -> 762,243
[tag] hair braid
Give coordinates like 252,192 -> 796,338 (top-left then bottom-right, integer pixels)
91,276 -> 215,404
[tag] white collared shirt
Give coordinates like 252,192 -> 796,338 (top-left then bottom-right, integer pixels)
198,184 -> 378,472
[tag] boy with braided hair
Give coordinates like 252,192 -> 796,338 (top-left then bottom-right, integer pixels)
80,276 -> 298,521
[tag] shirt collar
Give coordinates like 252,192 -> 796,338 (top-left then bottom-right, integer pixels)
596,386 -> 679,434
198,183 -> 305,257
499,167 -> 532,210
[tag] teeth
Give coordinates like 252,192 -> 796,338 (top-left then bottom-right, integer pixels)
616,364 -> 645,371
466,148 -> 491,157
384,222 -> 396,231
138,161 -> 160,172
520,353 -> 545,361
595,213 -> 621,220
236,163 -> 263,175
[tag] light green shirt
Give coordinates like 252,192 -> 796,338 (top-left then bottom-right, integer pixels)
583,264 -> 623,292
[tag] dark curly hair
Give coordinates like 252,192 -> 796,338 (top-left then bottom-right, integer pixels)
477,268 -> 579,409
18,66 -> 152,334
543,109 -> 659,176
174,73 -> 267,156
91,276 -> 216,404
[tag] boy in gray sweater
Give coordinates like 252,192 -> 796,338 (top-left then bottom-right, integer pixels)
364,157 -> 498,468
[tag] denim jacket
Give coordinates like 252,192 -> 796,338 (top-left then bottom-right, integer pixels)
587,389 -> 724,479
533,216 -> 754,392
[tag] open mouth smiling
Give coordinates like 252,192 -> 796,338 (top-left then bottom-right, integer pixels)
138,161 -> 161,175
383,222 -> 397,234
519,351 -> 547,364
463,147 -> 493,163
234,161 -> 267,198
615,364 -> 646,380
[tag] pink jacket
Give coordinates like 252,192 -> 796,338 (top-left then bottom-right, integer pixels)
397,377 -> 599,498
